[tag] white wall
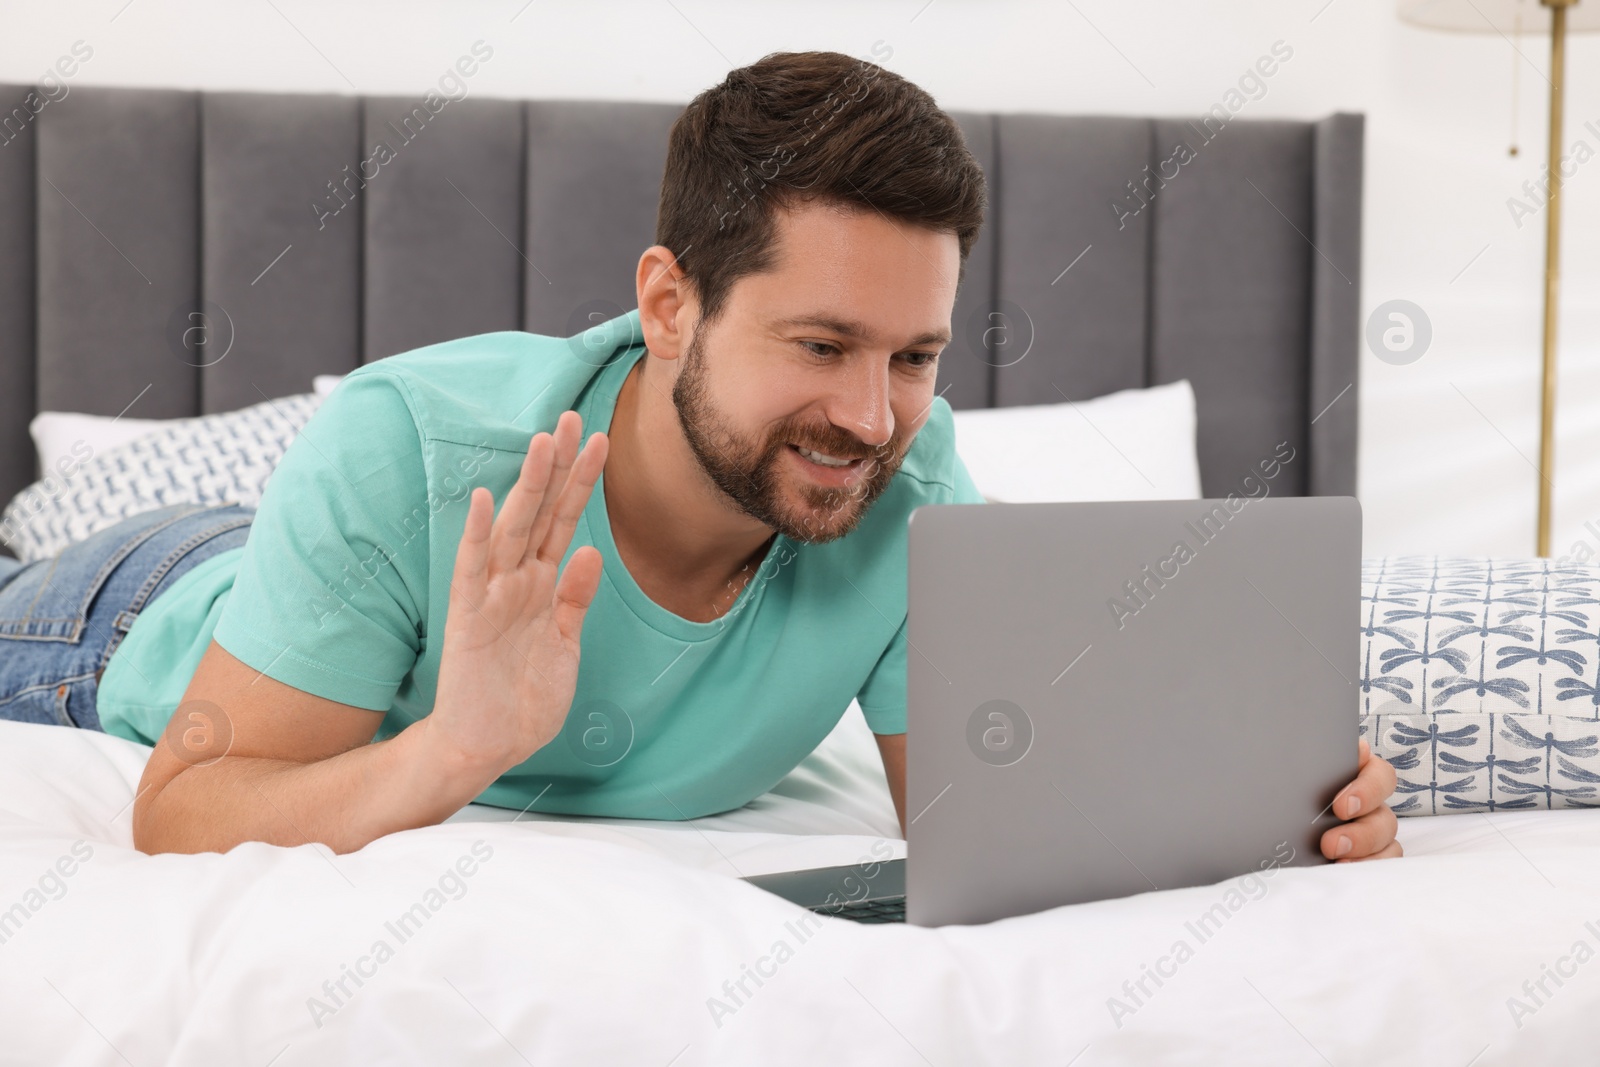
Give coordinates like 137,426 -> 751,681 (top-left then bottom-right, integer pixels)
3,0 -> 1598,558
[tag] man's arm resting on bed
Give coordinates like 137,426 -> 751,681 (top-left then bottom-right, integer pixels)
132,640 -> 507,855
134,417 -> 608,856
873,731 -> 1402,861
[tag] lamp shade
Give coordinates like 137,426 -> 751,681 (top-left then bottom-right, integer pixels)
1398,0 -> 1600,32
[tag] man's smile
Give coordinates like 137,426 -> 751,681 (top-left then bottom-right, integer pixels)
787,443 -> 869,486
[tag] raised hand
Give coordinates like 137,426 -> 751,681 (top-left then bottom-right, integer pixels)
424,410 -> 610,778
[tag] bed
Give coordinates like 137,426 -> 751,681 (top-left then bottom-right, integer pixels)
4,706 -> 1598,1064
5,86 -> 1594,1065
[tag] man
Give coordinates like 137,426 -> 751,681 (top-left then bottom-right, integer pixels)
60,51 -> 1401,860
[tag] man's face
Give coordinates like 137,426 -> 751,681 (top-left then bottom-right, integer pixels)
670,199 -> 960,544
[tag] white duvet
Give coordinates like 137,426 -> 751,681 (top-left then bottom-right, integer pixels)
1,705 -> 1598,1066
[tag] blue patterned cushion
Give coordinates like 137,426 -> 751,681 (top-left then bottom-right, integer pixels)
1361,556 -> 1600,816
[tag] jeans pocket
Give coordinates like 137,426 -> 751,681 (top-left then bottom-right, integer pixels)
0,503 -> 212,643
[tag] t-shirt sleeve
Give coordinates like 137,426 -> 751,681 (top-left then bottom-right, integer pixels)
855,448 -> 987,735
212,372 -> 430,711
856,623 -> 910,735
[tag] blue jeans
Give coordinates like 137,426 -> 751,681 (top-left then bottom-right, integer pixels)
0,502 -> 255,731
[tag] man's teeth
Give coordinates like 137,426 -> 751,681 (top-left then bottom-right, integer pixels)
796,446 -> 854,468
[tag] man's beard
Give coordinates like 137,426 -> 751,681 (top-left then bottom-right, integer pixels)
670,325 -> 910,544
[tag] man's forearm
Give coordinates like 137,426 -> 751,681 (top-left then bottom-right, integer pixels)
874,732 -> 908,837
132,719 -> 497,855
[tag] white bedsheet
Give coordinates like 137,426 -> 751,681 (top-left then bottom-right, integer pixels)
1,707 -> 1597,1066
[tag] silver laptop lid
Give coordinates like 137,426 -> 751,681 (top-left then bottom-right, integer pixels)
906,497 -> 1360,926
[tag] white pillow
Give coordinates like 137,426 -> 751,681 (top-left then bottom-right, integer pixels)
951,380 -> 1201,503
29,411 -> 172,478
27,374 -> 348,478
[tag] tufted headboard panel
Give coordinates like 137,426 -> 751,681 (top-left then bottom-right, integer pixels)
0,85 -> 1362,543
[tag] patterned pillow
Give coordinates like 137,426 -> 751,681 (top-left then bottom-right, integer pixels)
0,392 -> 321,563
1361,556 -> 1600,815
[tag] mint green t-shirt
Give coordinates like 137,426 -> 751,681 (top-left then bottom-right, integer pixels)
97,308 -> 984,819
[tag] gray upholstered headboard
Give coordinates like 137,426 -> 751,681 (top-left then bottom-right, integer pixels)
0,86 -> 1362,533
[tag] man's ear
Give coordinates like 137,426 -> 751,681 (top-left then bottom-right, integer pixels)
635,245 -> 693,363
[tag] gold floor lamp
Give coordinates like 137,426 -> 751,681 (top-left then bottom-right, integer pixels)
1399,0 -> 1598,556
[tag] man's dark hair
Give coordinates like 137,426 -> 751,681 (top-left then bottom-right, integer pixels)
655,49 -> 987,325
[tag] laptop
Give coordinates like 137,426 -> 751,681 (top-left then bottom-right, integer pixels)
743,497 -> 1360,926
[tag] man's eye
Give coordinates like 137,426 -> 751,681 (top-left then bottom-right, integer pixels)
800,340 -> 840,358
901,350 -> 940,369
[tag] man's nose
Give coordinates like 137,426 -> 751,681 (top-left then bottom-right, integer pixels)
826,358 -> 895,449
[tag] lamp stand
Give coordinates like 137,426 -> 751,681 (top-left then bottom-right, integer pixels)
1537,0 -> 1576,556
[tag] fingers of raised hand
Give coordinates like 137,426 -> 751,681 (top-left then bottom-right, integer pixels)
523,411 -> 584,563
488,431 -> 556,576
551,544 -> 605,643
451,486 -> 494,597
535,431 -> 610,568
